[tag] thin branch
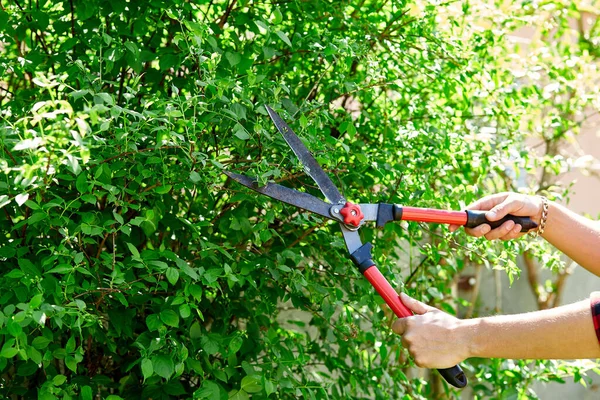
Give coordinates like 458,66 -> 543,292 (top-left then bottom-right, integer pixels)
217,0 -> 237,30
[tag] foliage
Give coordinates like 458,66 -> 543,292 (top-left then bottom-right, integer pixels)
0,0 -> 599,399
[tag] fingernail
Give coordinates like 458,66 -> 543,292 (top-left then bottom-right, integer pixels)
487,211 -> 496,218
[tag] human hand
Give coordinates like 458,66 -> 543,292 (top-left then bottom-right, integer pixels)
449,192 -> 543,240
392,293 -> 472,369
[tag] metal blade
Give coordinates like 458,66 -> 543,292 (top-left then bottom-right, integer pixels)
225,171 -> 334,220
265,105 -> 345,205
340,225 -> 363,254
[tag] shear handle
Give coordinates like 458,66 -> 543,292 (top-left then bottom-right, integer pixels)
376,204 -> 536,232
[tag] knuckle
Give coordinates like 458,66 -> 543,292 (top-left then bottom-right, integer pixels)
401,337 -> 411,349
514,224 -> 522,233
502,222 -> 515,232
464,228 -> 476,236
413,356 -> 426,368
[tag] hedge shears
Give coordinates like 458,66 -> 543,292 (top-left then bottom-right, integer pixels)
225,106 -> 537,389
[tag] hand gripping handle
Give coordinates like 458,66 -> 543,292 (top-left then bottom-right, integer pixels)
359,262 -> 467,388
464,210 -> 537,232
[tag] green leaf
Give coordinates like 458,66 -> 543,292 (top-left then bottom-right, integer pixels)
189,285 -> 203,301
66,336 -> 76,353
17,361 -> 39,377
241,376 -> 262,393
65,355 -> 78,372
160,309 -> 179,328
166,267 -> 179,286
0,195 -> 9,209
94,92 -> 114,106
179,304 -> 191,319
152,354 -> 174,379
273,8 -> 283,24
32,336 -> 52,350
175,258 -> 198,280
141,358 -> 153,380
163,381 -> 187,396
146,314 -> 162,332
46,264 -> 72,274
81,194 -> 97,204
5,270 -> 24,279
190,322 -> 202,340
225,52 -> 241,66
195,381 -> 220,400
27,347 -> 42,364
127,243 -> 141,259
228,389 -> 249,400
155,185 -> 172,194
200,335 -> 220,355
76,173 -> 88,194
254,20 -> 268,33
275,30 -> 292,47
7,321 -> 22,337
29,294 -> 44,308
113,211 -> 124,225
124,41 -> 139,57
53,374 -> 67,385
1,347 -> 18,358
81,386 -> 93,400
229,336 -> 243,354
234,127 -> 250,140
264,379 -> 275,397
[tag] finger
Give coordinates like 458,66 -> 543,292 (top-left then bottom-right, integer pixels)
464,224 -> 491,238
484,220 -> 515,241
500,224 -> 523,241
449,224 -> 459,233
465,193 -> 510,211
486,196 -> 527,221
392,318 -> 407,335
400,293 -> 434,315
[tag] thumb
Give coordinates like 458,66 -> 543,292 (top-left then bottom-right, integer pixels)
400,292 -> 435,315
392,318 -> 407,335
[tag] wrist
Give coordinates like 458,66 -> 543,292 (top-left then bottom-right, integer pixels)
533,195 -> 550,236
460,318 -> 484,359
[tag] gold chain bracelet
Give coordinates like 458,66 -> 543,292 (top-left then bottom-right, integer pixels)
530,196 -> 549,238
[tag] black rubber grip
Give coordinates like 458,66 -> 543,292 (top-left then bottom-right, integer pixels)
465,210 -> 537,232
438,365 -> 468,388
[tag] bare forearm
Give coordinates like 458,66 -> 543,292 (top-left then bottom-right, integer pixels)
465,300 -> 600,360
541,201 -> 600,275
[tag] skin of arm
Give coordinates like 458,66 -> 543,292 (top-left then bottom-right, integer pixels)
392,293 -> 600,369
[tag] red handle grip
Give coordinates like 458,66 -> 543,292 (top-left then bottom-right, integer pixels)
401,206 -> 467,225
363,265 -> 412,318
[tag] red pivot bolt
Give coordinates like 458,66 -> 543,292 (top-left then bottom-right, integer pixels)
340,201 -> 364,227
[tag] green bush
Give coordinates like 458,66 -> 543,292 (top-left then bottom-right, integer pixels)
0,0 -> 597,399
